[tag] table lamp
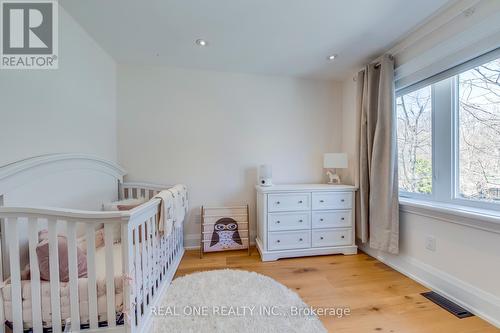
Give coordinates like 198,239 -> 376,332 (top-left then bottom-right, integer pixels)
323,153 -> 348,184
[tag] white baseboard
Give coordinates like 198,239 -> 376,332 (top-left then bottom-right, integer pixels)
184,245 -> 200,250
184,233 -> 201,249
359,243 -> 500,328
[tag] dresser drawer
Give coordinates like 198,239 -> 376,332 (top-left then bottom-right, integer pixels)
268,193 -> 310,212
268,230 -> 311,251
268,212 -> 310,231
312,210 -> 351,229
312,192 -> 352,210
312,229 -> 352,247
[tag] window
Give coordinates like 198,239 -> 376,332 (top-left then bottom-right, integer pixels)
397,86 -> 433,195
457,60 -> 500,202
397,50 -> 500,210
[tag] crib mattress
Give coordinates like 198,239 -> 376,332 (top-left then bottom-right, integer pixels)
1,243 -> 139,330
2,276 -> 124,329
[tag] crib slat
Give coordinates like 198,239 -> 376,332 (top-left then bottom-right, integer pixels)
165,231 -> 169,269
151,216 -> 157,291
169,229 -> 173,265
122,223 -> 136,333
153,217 -> 157,289
153,217 -> 158,288
7,219 -> 23,333
160,228 -> 165,274
28,218 -> 43,333
86,224 -> 98,329
146,218 -> 155,296
48,219 -> 62,333
66,221 -> 80,331
104,223 -> 116,327
148,219 -> 152,291
141,223 -> 148,309
134,226 -> 142,328
160,221 -> 164,275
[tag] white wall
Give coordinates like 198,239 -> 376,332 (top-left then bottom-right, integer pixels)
339,0 -> 500,326
339,78 -> 357,186
0,7 -> 117,166
117,65 -> 341,246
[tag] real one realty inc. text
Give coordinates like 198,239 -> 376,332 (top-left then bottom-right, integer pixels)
151,305 -> 351,318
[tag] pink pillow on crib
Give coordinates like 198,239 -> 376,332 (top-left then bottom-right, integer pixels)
36,235 -> 87,282
76,227 -> 105,252
40,228 -> 105,252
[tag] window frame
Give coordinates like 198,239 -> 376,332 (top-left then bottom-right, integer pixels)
396,49 -> 500,212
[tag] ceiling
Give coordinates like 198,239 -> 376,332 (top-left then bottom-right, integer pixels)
61,0 -> 454,80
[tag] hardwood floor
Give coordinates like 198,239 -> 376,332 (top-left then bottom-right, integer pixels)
176,248 -> 499,333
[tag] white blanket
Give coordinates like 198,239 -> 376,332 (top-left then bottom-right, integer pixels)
153,190 -> 175,236
169,184 -> 188,227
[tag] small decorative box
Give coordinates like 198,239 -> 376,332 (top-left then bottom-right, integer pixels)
200,205 -> 250,257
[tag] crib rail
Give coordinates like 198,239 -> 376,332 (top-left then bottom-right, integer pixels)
0,185 -> 185,333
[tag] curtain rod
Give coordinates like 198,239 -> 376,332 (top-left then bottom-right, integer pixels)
353,54 -> 394,81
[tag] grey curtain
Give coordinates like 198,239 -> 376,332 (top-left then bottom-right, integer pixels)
355,54 -> 399,254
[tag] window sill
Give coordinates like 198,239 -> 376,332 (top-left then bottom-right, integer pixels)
399,198 -> 500,234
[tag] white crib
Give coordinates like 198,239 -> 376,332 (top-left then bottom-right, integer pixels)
0,154 -> 185,333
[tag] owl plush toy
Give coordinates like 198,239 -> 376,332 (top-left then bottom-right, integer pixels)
210,217 -> 242,249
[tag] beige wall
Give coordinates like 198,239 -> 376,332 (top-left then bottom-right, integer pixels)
117,65 -> 342,246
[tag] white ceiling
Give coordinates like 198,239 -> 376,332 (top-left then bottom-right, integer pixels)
61,0 -> 454,80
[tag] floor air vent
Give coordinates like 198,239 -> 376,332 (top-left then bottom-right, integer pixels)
421,291 -> 474,318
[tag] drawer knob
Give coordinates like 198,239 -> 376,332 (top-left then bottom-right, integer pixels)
320,218 -> 324,222
277,240 -> 280,243
320,237 -> 324,240
299,238 -> 303,241
298,200 -> 303,203
341,217 -> 345,220
319,200 -> 324,203
341,199 -> 345,202
276,221 -> 280,224
341,235 -> 345,239
276,201 -> 280,204
299,219 -> 303,222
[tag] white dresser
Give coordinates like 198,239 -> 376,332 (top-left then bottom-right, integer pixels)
255,184 -> 358,261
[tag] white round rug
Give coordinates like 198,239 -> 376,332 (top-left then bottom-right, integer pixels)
152,269 -> 327,333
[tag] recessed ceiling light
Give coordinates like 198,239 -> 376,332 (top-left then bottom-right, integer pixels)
327,54 -> 337,61
195,39 -> 207,46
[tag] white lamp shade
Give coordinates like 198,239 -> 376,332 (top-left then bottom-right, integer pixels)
259,164 -> 272,178
323,153 -> 348,169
